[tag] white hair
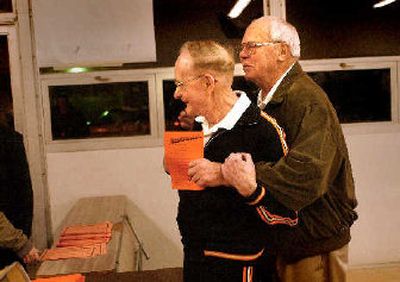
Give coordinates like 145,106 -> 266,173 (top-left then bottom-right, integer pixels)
261,16 -> 301,58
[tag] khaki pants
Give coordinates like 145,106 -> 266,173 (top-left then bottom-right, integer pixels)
276,244 -> 348,282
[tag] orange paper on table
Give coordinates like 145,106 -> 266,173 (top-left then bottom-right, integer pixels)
164,131 -> 204,190
32,274 -> 85,282
61,221 -> 112,236
40,243 -> 107,261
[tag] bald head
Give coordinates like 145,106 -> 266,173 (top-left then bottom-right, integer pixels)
250,16 -> 301,58
179,41 -> 235,84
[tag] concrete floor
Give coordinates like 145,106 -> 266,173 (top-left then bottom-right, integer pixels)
348,263 -> 400,282
23,261 -> 400,281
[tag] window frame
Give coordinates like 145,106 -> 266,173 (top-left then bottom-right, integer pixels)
154,67 -> 175,137
300,56 -> 399,126
268,0 -> 400,134
0,0 -> 16,24
40,56 -> 400,152
40,69 -> 161,152
237,58 -> 400,134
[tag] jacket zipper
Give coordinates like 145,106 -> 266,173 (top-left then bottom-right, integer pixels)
204,128 -> 227,152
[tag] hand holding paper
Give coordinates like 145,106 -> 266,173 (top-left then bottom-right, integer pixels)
164,131 -> 204,190
188,158 -> 227,187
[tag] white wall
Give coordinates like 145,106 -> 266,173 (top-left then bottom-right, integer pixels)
345,129 -> 400,265
45,129 -> 400,269
32,0 -> 156,67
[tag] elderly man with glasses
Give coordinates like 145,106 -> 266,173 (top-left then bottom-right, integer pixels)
186,16 -> 358,282
170,40 -> 297,282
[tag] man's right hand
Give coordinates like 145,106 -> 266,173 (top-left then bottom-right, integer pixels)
188,158 -> 227,187
23,247 -> 40,264
222,153 -> 257,197
177,110 -> 195,130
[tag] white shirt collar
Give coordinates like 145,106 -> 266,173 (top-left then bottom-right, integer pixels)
196,90 -> 251,138
257,63 -> 295,110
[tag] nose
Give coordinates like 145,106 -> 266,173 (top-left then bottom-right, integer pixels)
239,48 -> 250,61
174,87 -> 182,100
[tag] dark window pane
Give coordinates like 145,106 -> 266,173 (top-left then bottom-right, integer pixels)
49,82 -> 150,140
163,80 -> 185,131
163,76 -> 259,130
308,69 -> 391,123
0,35 -> 14,130
0,0 -> 13,12
286,0 -> 400,59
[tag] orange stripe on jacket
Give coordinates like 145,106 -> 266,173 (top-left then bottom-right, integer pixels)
204,248 -> 264,261
260,111 -> 288,156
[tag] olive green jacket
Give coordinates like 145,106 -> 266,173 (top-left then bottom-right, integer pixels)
256,62 -> 358,262
0,211 -> 32,257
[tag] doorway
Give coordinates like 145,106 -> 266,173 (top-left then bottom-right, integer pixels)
0,35 -> 14,129
0,23 -> 50,250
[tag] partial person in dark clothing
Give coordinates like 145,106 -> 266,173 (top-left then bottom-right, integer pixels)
0,95 -> 39,268
188,16 -> 358,282
167,40 -> 297,282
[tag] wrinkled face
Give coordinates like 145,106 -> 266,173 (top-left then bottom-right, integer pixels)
239,22 -> 280,87
173,52 -> 207,116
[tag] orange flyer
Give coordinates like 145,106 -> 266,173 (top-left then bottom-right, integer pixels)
32,274 -> 85,282
164,131 -> 204,190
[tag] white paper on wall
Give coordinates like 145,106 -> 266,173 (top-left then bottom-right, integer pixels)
32,0 -> 157,68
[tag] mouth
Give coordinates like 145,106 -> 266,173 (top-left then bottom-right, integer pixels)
242,64 -> 252,72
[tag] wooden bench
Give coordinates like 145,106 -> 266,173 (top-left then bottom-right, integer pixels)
0,262 -> 31,282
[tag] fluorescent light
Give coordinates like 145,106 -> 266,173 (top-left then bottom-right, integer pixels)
373,0 -> 397,8
228,0 -> 252,19
65,67 -> 89,73
101,110 -> 110,117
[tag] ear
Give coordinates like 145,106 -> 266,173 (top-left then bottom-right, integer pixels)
277,43 -> 291,61
203,73 -> 216,88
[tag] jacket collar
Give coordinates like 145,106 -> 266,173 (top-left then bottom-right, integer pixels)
269,62 -> 304,105
197,91 -> 251,136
